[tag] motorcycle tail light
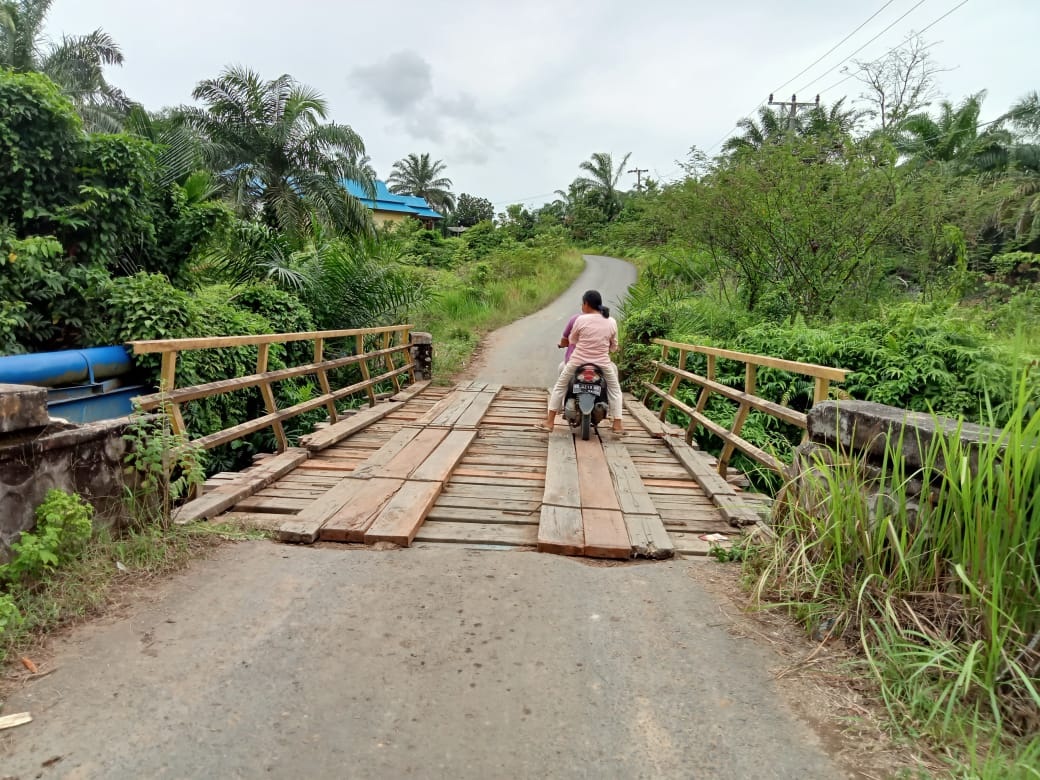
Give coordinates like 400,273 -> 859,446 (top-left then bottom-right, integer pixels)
581,370 -> 596,382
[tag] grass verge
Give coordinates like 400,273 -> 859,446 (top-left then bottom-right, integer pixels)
416,248 -> 585,379
747,369 -> 1040,777
0,522 -> 260,669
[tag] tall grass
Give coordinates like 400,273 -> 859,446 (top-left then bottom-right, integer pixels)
752,370 -> 1040,774
417,248 -> 585,378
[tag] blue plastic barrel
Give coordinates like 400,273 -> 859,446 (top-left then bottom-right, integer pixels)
0,346 -> 132,388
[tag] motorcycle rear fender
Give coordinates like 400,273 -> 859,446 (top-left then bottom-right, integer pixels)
577,394 -> 596,415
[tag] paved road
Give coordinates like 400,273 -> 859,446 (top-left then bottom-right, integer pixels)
1,545 -> 846,779
0,264 -> 850,778
466,254 -> 637,387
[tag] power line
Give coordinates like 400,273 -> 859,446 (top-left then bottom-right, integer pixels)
794,0 -> 931,94
771,0 -> 899,94
817,0 -> 970,96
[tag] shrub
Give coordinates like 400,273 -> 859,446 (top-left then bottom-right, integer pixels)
0,490 -> 93,587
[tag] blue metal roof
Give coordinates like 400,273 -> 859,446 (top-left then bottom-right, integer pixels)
341,179 -> 443,220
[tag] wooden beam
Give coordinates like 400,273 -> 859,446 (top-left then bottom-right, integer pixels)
650,362 -> 807,428
318,478 -> 404,542
537,505 -> 584,555
381,330 -> 401,393
542,428 -> 579,507
622,395 -> 684,438
313,337 -> 338,423
662,436 -> 764,527
574,435 -> 621,512
257,343 -> 288,452
130,325 -> 413,354
190,366 -> 411,451
173,448 -> 309,524
299,401 -> 403,452
454,389 -> 499,428
390,380 -> 431,403
364,480 -> 443,546
651,339 -> 848,382
134,346 -> 409,410
411,429 -> 477,482
356,334 -> 377,407
582,508 -> 630,559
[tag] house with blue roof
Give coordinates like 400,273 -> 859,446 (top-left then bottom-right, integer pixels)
341,179 -> 444,230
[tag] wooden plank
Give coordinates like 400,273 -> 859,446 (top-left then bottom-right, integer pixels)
131,324 -> 413,353
537,504 -> 584,556
454,390 -> 500,428
414,521 -> 538,546
425,506 -> 539,524
350,426 -> 425,478
574,436 -> 621,512
623,514 -> 675,559
643,384 -> 784,473
428,391 -> 479,427
601,438 -> 657,515
651,339 -> 848,382
669,532 -> 735,556
412,393 -> 461,426
451,468 -> 543,481
0,712 -> 32,731
542,428 -> 578,508
364,480 -> 443,546
380,427 -> 450,479
135,345 -> 409,409
651,361 -> 807,428
299,401 -> 403,451
237,495 -> 310,513
582,508 -> 630,559
623,396 -> 684,438
174,448 -> 309,523
390,380 -> 431,403
320,478 -> 404,542
434,495 -> 540,512
411,429 -> 477,482
663,436 -> 763,527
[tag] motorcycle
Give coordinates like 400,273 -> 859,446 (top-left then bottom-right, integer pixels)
562,363 -> 609,440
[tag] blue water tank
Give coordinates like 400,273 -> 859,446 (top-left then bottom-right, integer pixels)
0,346 -> 132,387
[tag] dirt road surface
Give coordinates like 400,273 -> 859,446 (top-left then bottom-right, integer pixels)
1,545 -> 846,778
464,254 -> 637,387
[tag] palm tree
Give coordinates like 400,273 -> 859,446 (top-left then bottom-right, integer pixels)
0,0 -> 132,131
895,92 -> 1011,173
387,153 -> 455,212
722,107 -> 789,153
997,92 -> 1040,245
575,151 -> 632,221
179,66 -> 374,238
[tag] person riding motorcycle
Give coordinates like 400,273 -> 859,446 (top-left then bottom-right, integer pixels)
536,289 -> 624,436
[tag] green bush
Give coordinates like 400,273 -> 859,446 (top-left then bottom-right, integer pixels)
0,490 -> 93,587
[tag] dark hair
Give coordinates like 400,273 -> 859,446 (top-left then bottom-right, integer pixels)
582,289 -> 609,318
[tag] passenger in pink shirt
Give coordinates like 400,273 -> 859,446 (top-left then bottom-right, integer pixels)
537,290 -> 624,435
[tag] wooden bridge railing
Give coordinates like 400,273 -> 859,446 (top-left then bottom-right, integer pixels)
642,339 -> 848,476
129,325 -> 415,452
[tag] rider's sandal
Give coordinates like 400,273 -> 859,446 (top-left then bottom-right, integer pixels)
530,423 -> 552,432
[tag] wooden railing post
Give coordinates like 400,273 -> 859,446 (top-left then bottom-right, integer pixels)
382,330 -> 401,393
313,337 -> 338,424
404,329 -> 417,383
718,363 -> 756,476
813,377 -> 831,405
658,349 -> 687,422
159,350 -> 187,436
257,343 -> 289,452
356,334 -> 377,407
643,342 -> 669,404
694,353 -> 716,416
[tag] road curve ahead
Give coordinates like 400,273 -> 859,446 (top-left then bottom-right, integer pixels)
466,254 -> 637,387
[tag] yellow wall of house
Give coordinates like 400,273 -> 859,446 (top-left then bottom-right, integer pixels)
373,210 -> 409,226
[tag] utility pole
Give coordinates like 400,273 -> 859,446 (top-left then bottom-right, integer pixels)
628,167 -> 649,192
768,93 -> 820,132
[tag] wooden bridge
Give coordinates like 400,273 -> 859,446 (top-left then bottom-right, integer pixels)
129,327 -> 847,559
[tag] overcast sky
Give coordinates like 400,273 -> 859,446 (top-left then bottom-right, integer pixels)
46,0 -> 1038,208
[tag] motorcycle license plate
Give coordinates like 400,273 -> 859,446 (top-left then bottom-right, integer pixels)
573,382 -> 602,396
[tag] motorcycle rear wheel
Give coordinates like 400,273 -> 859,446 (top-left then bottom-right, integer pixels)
580,413 -> 591,441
